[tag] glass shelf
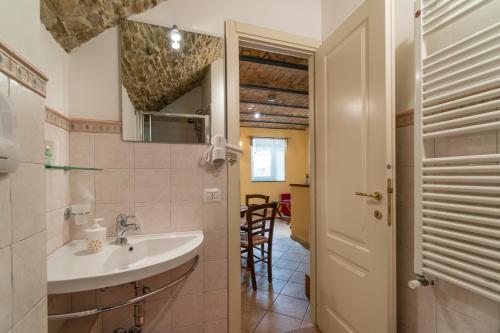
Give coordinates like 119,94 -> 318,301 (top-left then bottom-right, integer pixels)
45,165 -> 102,171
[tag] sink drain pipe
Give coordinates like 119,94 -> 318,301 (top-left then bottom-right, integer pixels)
48,255 -> 199,321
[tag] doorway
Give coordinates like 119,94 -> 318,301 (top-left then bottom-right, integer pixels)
225,21 -> 320,333
238,46 -> 313,332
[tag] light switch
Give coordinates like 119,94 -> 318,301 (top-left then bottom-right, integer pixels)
204,188 -> 221,202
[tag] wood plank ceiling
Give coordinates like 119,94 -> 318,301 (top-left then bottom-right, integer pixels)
239,47 -> 309,130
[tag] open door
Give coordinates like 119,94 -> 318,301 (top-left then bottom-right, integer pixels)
315,0 -> 395,332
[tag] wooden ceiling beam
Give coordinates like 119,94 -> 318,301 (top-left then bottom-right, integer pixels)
240,120 -> 308,126
240,55 -> 308,71
240,84 -> 308,95
240,100 -> 308,110
240,111 -> 308,119
240,122 -> 307,130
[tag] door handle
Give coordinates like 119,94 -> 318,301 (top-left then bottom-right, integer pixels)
355,191 -> 383,201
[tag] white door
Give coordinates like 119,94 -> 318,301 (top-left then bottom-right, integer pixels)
315,0 -> 395,332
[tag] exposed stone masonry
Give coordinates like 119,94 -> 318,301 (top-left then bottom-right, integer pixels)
120,20 -> 224,111
41,0 -> 167,52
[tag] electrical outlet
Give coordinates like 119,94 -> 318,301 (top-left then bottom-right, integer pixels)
204,188 -> 221,202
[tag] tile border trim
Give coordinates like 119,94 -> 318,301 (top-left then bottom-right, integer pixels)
70,118 -> 122,134
45,108 -> 122,134
46,107 -> 71,131
396,109 -> 414,128
0,40 -> 47,98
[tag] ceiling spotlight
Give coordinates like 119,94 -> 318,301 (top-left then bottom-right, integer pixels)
248,104 -> 255,111
254,112 -> 261,119
170,25 -> 182,49
267,95 -> 277,103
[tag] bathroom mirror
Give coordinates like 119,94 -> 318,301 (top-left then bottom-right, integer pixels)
119,19 -> 225,144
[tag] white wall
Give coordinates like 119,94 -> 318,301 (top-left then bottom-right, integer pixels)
121,85 -> 137,141
0,0 -> 42,68
68,0 -> 322,121
131,0 -> 322,38
210,58 -> 225,137
395,0 -> 415,113
161,86 -> 203,114
321,0 -> 364,40
0,1 -> 70,117
68,28 -> 119,120
41,29 -> 70,116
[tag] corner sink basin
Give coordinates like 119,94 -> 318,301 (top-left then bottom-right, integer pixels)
47,231 -> 203,294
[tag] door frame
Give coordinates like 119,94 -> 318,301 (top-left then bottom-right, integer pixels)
225,21 -> 320,332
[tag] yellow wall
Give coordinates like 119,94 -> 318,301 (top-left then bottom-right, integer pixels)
240,127 -> 309,204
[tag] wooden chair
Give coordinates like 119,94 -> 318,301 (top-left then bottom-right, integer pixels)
241,202 -> 277,290
245,194 -> 270,217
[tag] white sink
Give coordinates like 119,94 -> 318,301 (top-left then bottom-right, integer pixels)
47,231 -> 203,294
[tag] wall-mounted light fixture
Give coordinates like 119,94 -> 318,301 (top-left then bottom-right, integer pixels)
267,95 -> 277,103
170,25 -> 182,50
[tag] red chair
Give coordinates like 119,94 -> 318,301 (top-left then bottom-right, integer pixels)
277,193 -> 291,222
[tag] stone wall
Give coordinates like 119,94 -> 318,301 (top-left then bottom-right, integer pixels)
41,0 -> 167,52
120,20 -> 224,111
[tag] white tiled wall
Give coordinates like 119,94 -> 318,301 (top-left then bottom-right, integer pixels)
53,132 -> 229,333
0,73 -> 48,333
396,123 -> 500,333
45,123 -> 71,255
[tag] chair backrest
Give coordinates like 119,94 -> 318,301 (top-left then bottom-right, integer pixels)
245,202 -> 277,245
245,194 -> 270,205
280,193 -> 291,201
246,194 -> 270,218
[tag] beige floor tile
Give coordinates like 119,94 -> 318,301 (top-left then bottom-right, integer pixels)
303,305 -> 312,322
279,252 -> 306,263
289,270 -> 307,285
241,287 -> 279,310
241,303 -> 266,332
254,312 -> 302,333
300,320 -> 315,328
271,250 -> 286,260
264,267 -> 295,281
274,259 -> 301,271
271,294 -> 309,319
296,262 -> 310,274
281,282 -> 308,301
256,277 -> 288,294
287,326 -> 320,333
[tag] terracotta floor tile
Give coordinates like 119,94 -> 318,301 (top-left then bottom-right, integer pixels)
240,221 -> 313,332
270,294 -> 309,319
241,287 -> 279,310
241,303 -> 266,332
286,326 -> 321,333
256,276 -> 288,294
301,320 -> 315,328
254,312 -> 302,333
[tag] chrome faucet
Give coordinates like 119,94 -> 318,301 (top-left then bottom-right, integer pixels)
115,214 -> 140,245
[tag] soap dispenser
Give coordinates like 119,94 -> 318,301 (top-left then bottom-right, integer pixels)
85,218 -> 107,253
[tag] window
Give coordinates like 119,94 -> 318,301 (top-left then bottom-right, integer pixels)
251,138 -> 286,182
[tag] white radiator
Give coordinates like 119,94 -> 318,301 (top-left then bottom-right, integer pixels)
414,0 -> 500,302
